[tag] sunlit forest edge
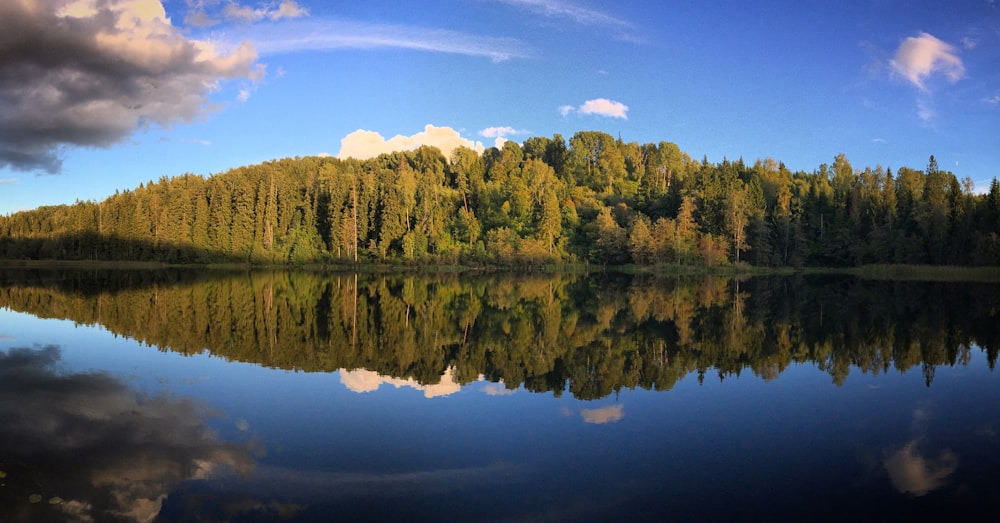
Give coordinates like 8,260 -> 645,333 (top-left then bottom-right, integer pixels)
3,131 -> 1000,267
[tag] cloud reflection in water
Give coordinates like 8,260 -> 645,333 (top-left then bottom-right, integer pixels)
0,345 -> 256,522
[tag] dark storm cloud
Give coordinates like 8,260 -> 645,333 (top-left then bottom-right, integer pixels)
0,0 -> 261,173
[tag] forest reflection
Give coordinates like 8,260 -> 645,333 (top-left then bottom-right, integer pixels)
1,269 -> 998,400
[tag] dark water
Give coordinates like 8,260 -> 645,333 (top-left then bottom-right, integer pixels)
1,269 -> 999,522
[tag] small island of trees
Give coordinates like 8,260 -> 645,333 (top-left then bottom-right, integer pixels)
1,131 -> 999,267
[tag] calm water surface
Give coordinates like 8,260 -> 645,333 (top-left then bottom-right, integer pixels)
1,270 -> 998,522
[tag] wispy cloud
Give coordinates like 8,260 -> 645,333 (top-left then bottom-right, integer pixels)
495,0 -> 638,42
495,0 -> 630,28
238,18 -> 532,62
891,32 -> 965,91
560,98 -> 629,119
916,98 -> 936,123
985,94 -> 1000,105
0,178 -> 17,185
872,138 -> 887,144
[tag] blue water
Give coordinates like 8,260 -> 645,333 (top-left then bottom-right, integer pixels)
2,290 -> 999,522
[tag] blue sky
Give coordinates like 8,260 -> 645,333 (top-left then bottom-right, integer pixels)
2,0 -> 999,215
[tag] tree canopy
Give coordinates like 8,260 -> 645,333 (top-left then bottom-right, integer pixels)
2,132 -> 998,266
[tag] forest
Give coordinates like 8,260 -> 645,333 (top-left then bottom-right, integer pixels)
1,131 -> 999,266
1,269 -> 998,399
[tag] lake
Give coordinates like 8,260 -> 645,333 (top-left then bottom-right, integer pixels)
1,269 -> 999,522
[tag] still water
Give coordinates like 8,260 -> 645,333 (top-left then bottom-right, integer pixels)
1,269 -> 999,522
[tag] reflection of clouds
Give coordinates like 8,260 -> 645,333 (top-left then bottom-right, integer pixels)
483,382 -> 516,396
0,346 -> 255,522
339,366 -> 462,398
580,404 -> 624,424
231,461 -> 521,501
883,408 -> 958,497
884,440 -> 958,496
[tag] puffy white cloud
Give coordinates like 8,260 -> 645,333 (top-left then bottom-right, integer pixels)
0,0 -> 262,173
891,32 -> 965,90
559,98 -> 629,119
579,98 -> 629,119
337,124 -> 485,160
580,404 -> 624,424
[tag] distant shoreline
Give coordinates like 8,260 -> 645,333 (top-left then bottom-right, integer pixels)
1,259 -> 999,281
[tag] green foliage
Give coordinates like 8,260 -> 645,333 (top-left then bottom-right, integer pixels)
3,269 -> 996,400
2,141 -> 999,268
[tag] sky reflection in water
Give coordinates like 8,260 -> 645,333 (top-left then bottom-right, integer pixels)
1,273 -> 999,522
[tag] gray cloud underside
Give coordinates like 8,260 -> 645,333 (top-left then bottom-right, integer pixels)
0,1 -> 259,173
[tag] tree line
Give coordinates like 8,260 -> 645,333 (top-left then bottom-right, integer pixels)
2,131 -> 999,266
1,269 -> 997,398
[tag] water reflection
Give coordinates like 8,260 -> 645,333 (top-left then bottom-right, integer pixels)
0,270 -> 998,401
883,408 -> 959,496
340,366 -> 464,398
884,441 -> 958,496
1,270 -> 999,521
0,345 -> 256,522
579,404 -> 624,424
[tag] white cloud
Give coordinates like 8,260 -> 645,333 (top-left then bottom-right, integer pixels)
338,125 -> 485,160
872,138 -> 887,144
237,18 -> 532,62
985,94 -> 1000,105
580,98 -> 629,118
560,98 -> 629,119
0,0 -> 262,172
891,32 -> 965,90
479,126 -> 528,148
580,404 -> 624,424
0,178 -> 17,185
